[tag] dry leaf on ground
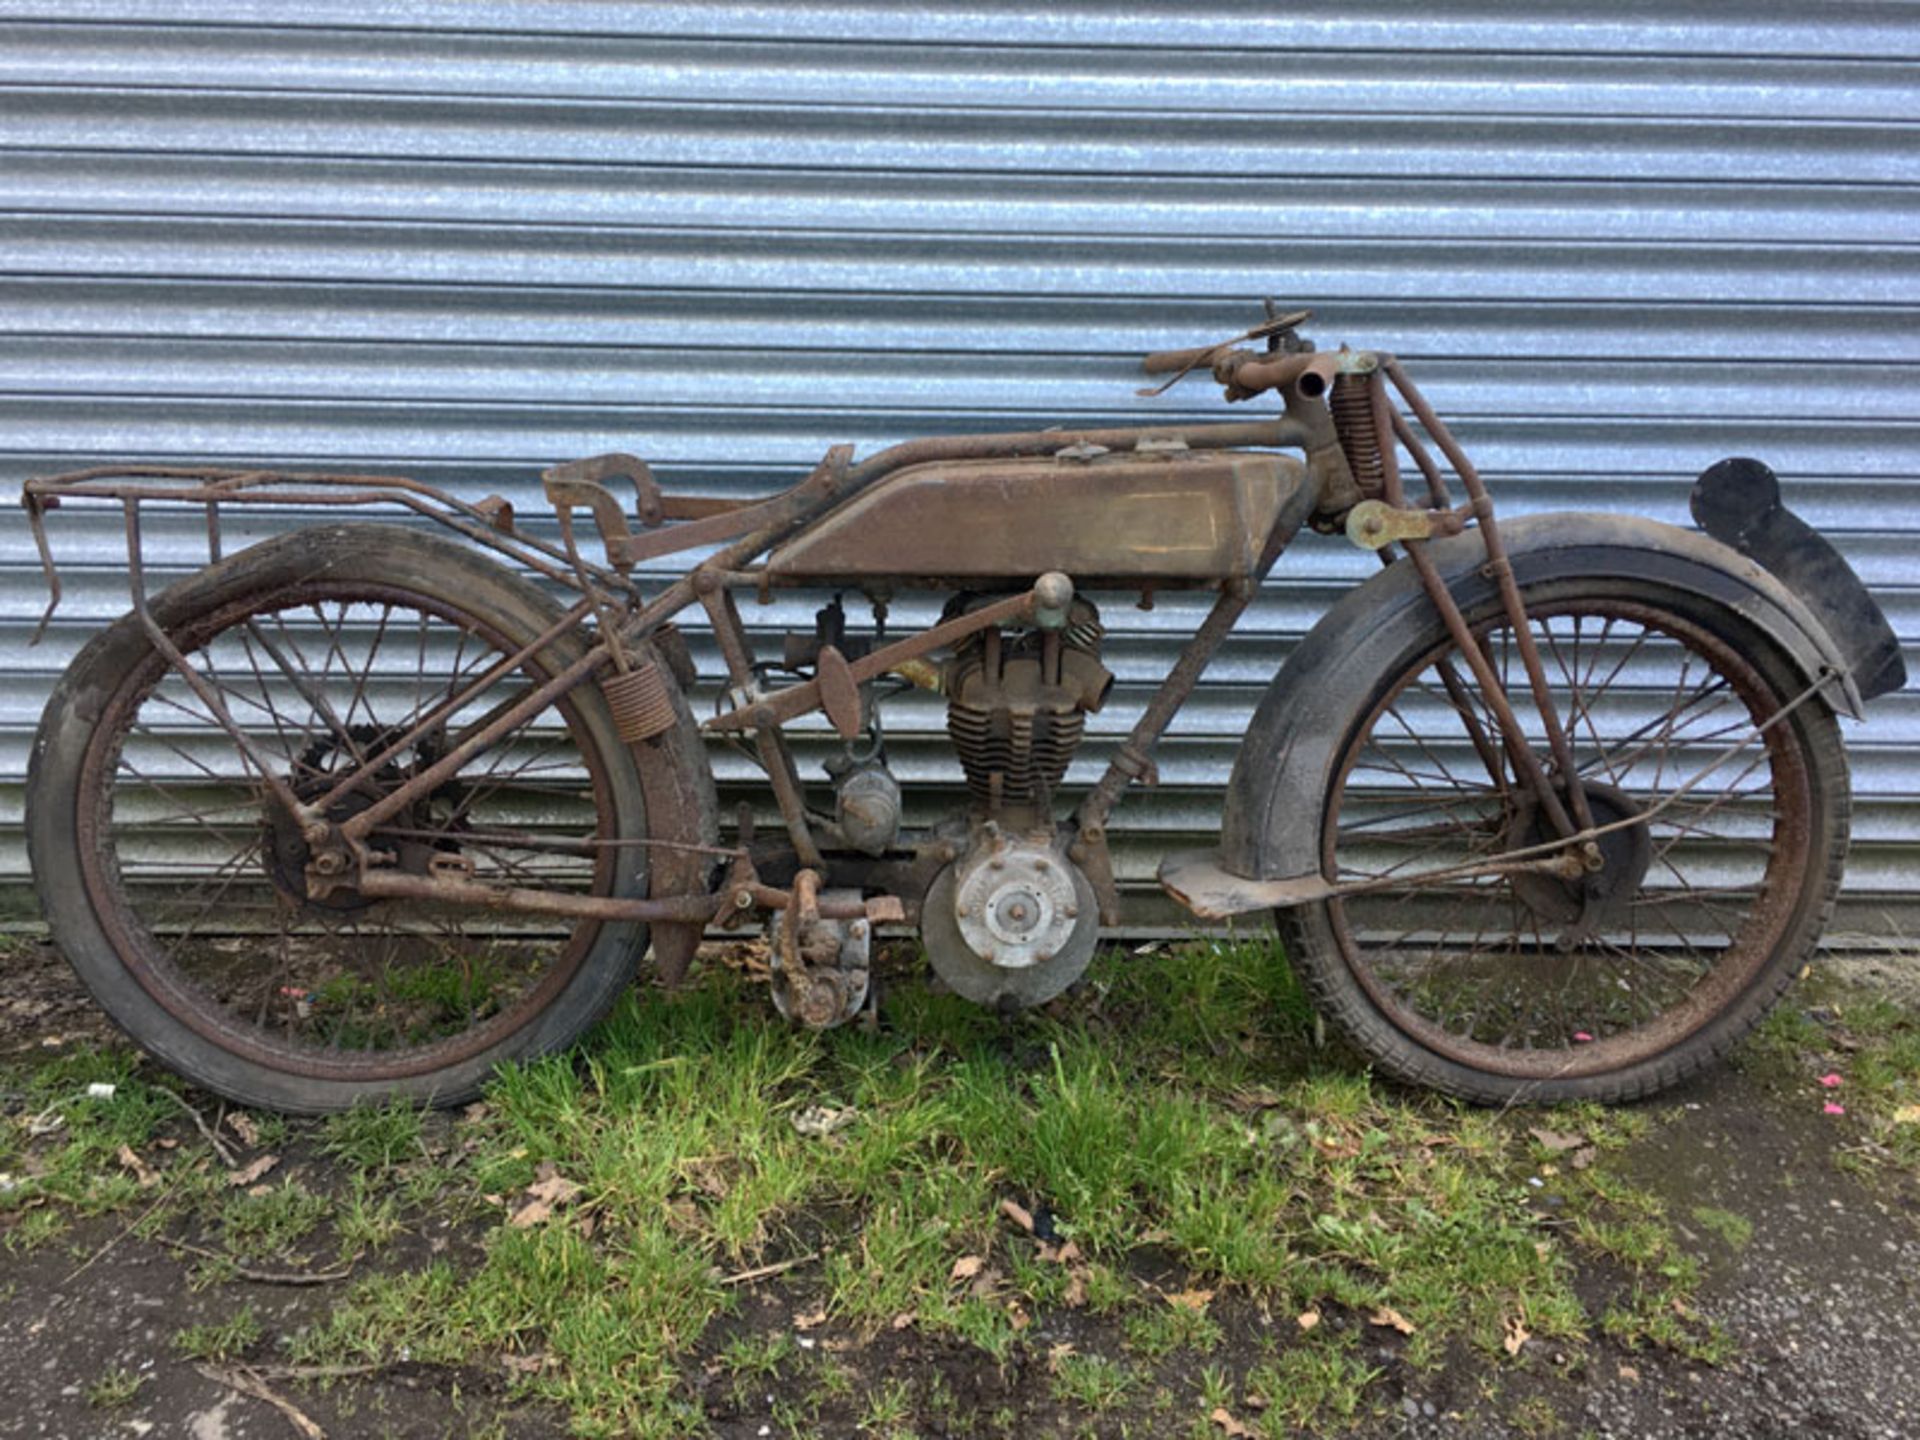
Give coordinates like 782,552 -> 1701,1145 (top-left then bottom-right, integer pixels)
1368,1305 -> 1416,1335
1062,1269 -> 1087,1308
525,1171 -> 584,1207
116,1145 -> 160,1189
226,1154 -> 279,1188
1502,1315 -> 1531,1356
509,1169 -> 585,1228
1210,1406 -> 1257,1437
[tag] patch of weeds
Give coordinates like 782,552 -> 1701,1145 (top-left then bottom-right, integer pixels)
320,1101 -> 422,1172
858,1375 -> 916,1435
1049,1351 -> 1133,1410
3,1207 -> 69,1253
0,1058 -> 179,1214
1124,1302 -> 1223,1360
1602,1286 -> 1734,1365
220,1181 -> 331,1259
1080,1261 -> 1132,1313
174,1305 -> 262,1362
1246,1339 -> 1382,1434
186,1251 -> 240,1291
251,940 -> 1720,1431
1737,995 -> 1828,1078
943,1292 -> 1024,1363
1689,1205 -> 1754,1251
1198,1361 -> 1235,1410
720,1328 -> 796,1379
335,1182 -> 404,1254
1509,1393 -> 1564,1435
86,1367 -> 147,1410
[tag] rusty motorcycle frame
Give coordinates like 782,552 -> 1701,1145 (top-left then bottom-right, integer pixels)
21,309 -> 1904,1112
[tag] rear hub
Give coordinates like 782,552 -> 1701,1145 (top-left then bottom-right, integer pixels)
262,726 -> 459,911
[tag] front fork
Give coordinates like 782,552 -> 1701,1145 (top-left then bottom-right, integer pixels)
1318,355 -> 1600,860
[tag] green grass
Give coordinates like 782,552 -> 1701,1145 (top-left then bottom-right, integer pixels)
220,1181 -> 331,1259
85,1367 -> 147,1410
1690,1205 -> 1754,1251
1742,968 -> 1920,1179
173,1305 -> 262,1362
7,935 -> 1798,1437
320,1101 -> 424,1172
267,938 -> 1717,1434
1049,1350 -> 1134,1410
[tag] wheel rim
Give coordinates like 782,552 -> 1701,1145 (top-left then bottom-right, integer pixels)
1323,597 -> 1812,1080
76,580 -> 626,1082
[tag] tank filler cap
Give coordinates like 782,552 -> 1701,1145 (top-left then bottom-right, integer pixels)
1033,572 -> 1075,629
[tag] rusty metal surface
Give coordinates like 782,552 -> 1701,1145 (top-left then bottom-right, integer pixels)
766,449 -> 1305,583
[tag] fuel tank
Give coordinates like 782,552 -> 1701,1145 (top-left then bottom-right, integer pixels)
766,445 -> 1307,586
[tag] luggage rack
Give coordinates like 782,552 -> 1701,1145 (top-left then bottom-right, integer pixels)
19,455 -> 757,643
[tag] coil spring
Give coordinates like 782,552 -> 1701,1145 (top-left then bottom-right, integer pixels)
604,654 -> 676,743
1329,371 -> 1385,496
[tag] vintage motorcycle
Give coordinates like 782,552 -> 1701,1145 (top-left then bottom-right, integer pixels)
21,309 -> 1904,1113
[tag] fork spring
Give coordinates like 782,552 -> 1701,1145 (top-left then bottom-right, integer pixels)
1330,371 -> 1386,497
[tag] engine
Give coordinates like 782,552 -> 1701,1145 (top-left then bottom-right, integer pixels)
940,595 -> 1113,829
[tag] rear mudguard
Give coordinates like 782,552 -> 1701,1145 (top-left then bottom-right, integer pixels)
628,640 -> 722,985
1216,507 -> 1882,889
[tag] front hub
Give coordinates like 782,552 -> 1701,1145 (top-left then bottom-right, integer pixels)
1506,779 -> 1652,933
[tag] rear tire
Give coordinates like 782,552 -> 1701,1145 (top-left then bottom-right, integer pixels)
28,525 -> 652,1113
1277,575 -> 1849,1105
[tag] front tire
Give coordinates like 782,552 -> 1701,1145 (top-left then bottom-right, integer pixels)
1278,575 -> 1849,1105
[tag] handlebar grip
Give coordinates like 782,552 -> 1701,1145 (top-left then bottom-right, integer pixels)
1141,344 -> 1218,376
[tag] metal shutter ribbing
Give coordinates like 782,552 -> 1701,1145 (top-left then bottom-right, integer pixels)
2,4 -> 1915,932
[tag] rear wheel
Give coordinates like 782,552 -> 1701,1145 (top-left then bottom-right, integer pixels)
28,525 -> 651,1112
1279,577 -> 1849,1104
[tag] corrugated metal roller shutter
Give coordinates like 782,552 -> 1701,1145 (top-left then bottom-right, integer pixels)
2,3 -> 1915,934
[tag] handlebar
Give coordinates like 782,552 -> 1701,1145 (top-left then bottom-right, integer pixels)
1140,345 -> 1342,399
1141,343 -> 1221,376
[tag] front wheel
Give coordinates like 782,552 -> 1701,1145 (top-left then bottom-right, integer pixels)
28,525 -> 654,1113
1279,576 -> 1850,1104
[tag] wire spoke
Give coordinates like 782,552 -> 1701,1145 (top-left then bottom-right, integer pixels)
1325,596 -> 1814,1079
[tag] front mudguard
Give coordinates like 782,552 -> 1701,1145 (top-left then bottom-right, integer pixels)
1217,508 -> 1880,888
1691,457 -> 1904,703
